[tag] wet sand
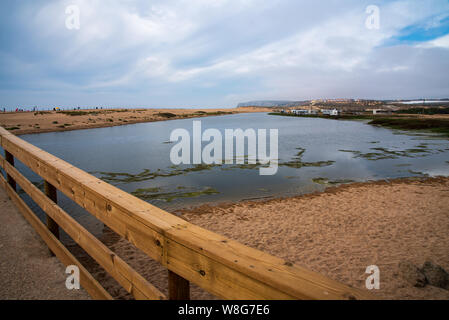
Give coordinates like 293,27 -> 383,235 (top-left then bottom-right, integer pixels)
88,177 -> 449,300
0,106 -> 270,135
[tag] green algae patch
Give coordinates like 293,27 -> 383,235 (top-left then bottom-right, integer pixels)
132,187 -> 162,194
221,155 -> 270,170
312,177 -> 355,185
339,149 -> 393,160
282,160 -> 335,168
280,147 -> 335,169
295,147 -> 306,157
339,145 -> 432,161
91,164 -> 220,184
132,186 -> 219,202
407,169 -> 429,177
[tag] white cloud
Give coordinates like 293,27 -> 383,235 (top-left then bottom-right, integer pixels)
1,0 -> 449,107
417,34 -> 449,48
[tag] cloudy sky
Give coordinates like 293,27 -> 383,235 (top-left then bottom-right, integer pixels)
1,0 -> 449,109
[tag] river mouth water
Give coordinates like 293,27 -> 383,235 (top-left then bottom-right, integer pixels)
6,112 -> 449,239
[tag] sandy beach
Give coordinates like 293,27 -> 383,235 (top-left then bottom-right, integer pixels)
80,177 -> 449,300
0,106 -> 270,135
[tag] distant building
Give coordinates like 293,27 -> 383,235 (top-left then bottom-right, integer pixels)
291,109 -> 309,115
372,109 -> 391,115
291,109 -> 318,115
321,109 -> 340,116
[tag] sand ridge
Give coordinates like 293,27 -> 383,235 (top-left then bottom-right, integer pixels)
0,107 -> 271,135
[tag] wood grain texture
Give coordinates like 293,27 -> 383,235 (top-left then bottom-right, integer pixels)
4,150 -> 16,191
44,181 -> 59,256
168,270 -> 190,300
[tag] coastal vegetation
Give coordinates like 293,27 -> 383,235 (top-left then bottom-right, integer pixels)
270,113 -> 449,137
58,110 -> 93,116
395,107 -> 449,115
269,112 -> 372,120
131,186 -> 219,202
157,112 -> 177,118
368,118 -> 449,136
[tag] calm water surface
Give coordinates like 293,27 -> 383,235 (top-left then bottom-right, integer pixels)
5,113 -> 449,238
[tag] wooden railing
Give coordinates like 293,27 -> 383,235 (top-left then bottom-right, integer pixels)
0,126 -> 373,300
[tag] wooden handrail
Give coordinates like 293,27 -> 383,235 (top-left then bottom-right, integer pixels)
0,155 -> 165,300
0,174 -> 113,300
0,126 -> 374,300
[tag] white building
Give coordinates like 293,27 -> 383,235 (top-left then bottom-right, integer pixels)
321,109 -> 340,116
291,109 -> 318,115
291,109 -> 309,115
372,109 -> 390,115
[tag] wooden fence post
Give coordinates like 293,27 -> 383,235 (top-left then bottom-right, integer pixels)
168,270 -> 190,300
44,181 -> 60,255
5,151 -> 16,191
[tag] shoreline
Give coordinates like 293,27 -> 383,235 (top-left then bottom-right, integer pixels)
175,176 -> 449,215
13,115 -> 225,136
72,176 -> 449,300
175,175 -> 449,300
0,107 -> 271,135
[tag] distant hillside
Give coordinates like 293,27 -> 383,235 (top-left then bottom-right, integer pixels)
237,100 -> 310,108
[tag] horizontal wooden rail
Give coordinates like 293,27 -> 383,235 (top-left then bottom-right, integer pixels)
0,174 -> 112,300
0,155 -> 165,300
0,126 -> 374,300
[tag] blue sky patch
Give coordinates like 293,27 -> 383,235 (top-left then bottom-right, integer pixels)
387,14 -> 449,46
